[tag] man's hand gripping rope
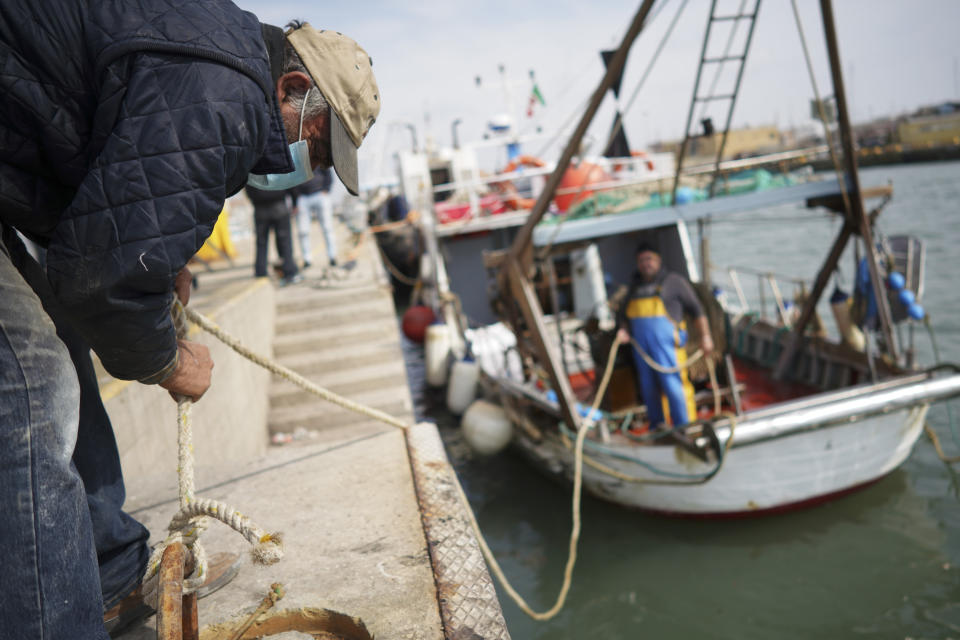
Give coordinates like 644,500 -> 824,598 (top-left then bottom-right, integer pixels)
141,280 -> 283,599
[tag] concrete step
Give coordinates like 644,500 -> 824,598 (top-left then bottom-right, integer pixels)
270,371 -> 409,409
272,335 -> 401,375
272,315 -> 399,357
268,385 -> 413,434
275,299 -> 394,335
275,284 -> 387,314
270,358 -> 407,393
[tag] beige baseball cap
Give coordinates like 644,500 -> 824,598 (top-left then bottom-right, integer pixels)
287,24 -> 380,195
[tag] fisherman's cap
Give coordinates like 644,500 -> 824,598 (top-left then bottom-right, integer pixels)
287,23 -> 380,196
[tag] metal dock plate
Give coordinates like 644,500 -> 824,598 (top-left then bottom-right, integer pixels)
405,423 -> 512,640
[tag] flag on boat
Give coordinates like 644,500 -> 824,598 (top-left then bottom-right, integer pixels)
527,83 -> 545,117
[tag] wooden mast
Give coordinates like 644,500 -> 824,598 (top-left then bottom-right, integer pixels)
501,0 -> 656,431
774,0 -> 899,378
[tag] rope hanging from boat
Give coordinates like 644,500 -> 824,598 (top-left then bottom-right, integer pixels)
921,319 -> 960,464
373,239 -> 420,286
453,337 -> 622,620
628,334 -> 704,374
924,423 -> 960,464
557,352 -> 737,485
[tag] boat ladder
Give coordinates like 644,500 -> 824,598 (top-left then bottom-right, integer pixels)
671,0 -> 762,200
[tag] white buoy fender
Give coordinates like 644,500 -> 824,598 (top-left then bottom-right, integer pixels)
446,359 -> 480,415
462,399 -> 512,455
425,324 -> 452,387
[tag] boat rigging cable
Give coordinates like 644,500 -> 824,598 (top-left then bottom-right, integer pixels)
922,320 -> 960,463
528,0 -> 674,158
534,0 -> 690,262
790,0 -> 851,218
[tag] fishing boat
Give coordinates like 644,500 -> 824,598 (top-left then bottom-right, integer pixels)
371,0 -> 960,516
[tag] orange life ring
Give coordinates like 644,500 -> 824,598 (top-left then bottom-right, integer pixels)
501,154 -> 547,173
493,155 -> 546,211
613,150 -> 655,172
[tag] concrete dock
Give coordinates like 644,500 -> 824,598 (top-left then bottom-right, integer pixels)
103,204 -> 510,639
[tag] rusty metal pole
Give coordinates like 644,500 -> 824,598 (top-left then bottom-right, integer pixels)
182,592 -> 199,640
156,542 -> 199,640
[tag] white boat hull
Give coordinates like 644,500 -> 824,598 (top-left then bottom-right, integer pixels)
513,404 -> 928,516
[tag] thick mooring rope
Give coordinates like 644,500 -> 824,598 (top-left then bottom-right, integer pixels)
454,337 -> 621,620
184,307 -> 409,431
179,306 -> 724,621
141,305 -> 284,594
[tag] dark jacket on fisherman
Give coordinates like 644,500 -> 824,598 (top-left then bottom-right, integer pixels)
0,0 -> 294,382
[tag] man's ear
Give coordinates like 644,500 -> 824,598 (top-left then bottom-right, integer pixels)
276,71 -> 312,104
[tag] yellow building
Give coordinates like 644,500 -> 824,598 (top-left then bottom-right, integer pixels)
653,125 -> 784,161
896,110 -> 960,147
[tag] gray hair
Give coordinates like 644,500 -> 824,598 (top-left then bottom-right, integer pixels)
283,20 -> 330,120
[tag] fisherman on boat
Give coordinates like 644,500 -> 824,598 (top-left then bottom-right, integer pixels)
616,243 -> 714,429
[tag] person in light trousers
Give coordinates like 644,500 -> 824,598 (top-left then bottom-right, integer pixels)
293,168 -> 338,267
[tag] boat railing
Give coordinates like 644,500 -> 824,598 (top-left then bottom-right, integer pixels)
429,158 -> 673,214
714,264 -> 811,329
681,145 -> 828,176
427,147 -> 827,227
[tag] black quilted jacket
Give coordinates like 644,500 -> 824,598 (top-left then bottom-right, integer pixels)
0,0 -> 294,382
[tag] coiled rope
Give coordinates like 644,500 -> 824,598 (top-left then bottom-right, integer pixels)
557,348 -> 735,485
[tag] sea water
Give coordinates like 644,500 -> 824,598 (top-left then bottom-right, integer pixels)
405,160 -> 960,639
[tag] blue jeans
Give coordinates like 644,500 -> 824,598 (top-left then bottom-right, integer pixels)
0,228 -> 149,639
295,191 -> 337,265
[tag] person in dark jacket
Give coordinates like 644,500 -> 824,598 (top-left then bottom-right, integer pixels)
292,168 -> 337,268
0,2 -> 380,637
247,184 -> 302,285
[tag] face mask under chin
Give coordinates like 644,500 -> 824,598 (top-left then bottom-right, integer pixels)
247,87 -> 316,191
246,139 -> 314,190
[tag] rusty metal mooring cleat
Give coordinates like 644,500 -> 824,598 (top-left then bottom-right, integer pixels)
156,542 -> 199,640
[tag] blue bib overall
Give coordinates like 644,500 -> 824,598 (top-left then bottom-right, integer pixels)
626,288 -> 697,428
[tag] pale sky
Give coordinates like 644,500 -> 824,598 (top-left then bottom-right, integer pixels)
234,0 -> 960,189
